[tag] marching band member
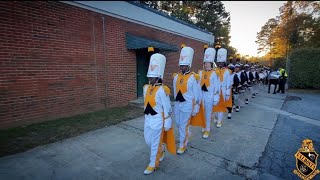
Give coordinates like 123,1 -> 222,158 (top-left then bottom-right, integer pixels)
193,47 -> 220,139
250,66 -> 258,98
233,63 -> 247,112
243,64 -> 251,104
143,53 -> 176,175
213,48 -> 231,128
173,46 -> 201,154
226,63 -> 235,119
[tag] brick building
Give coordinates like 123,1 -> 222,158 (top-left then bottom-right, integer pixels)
0,1 -> 214,129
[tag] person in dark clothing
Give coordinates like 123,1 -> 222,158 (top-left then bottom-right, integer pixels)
277,67 -> 288,93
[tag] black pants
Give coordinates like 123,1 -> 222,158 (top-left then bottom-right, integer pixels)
278,78 -> 287,93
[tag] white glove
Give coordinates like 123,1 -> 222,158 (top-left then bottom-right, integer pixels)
192,104 -> 200,116
164,117 -> 172,131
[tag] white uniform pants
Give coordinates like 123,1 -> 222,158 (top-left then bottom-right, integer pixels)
174,108 -> 192,149
251,84 -> 258,94
204,100 -> 214,132
214,112 -> 224,123
244,86 -> 251,100
144,126 -> 164,167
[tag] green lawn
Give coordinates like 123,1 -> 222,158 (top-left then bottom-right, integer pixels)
0,105 -> 144,157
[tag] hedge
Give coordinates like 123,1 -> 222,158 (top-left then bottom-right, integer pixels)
288,48 -> 320,89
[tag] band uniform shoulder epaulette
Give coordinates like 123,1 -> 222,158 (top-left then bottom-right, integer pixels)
162,85 -> 171,96
172,73 -> 178,78
192,72 -> 200,81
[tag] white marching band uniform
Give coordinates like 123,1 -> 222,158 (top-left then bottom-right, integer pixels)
213,48 -> 232,127
143,53 -> 176,175
173,47 -> 201,154
141,46 -> 267,175
198,48 -> 220,137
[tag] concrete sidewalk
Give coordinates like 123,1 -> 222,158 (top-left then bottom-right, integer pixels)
0,86 -> 288,180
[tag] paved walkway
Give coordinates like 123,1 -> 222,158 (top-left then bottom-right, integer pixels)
0,86 -> 319,180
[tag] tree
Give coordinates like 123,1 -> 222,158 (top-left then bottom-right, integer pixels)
256,1 -> 320,66
138,1 -> 159,9
256,18 -> 279,54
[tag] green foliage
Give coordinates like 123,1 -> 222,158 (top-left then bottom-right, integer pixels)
271,57 -> 287,70
0,105 -> 144,157
256,1 -> 320,60
288,48 -> 320,89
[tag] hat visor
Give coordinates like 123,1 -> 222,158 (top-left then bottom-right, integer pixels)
216,60 -> 226,63
179,63 -> 191,66
146,74 -> 160,78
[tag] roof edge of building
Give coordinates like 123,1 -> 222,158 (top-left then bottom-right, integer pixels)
126,1 -> 212,35
60,1 -> 214,44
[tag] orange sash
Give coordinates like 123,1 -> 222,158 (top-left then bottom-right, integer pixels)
175,72 -> 192,95
190,101 -> 206,128
200,69 -> 214,88
161,110 -> 176,155
144,85 -> 160,108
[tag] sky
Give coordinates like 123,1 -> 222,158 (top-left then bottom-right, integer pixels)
223,1 -> 286,57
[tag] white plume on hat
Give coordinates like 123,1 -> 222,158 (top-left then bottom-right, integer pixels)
179,47 -> 194,67
203,48 -> 216,63
216,48 -> 227,63
147,53 -> 166,78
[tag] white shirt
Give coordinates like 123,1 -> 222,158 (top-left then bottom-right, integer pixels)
198,70 -> 220,104
259,72 -> 265,79
173,73 -> 200,112
252,71 -> 256,78
143,85 -> 172,130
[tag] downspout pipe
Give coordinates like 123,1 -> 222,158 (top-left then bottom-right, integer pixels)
102,16 -> 108,109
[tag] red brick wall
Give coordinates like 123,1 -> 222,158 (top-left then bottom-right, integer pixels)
0,1 -> 208,129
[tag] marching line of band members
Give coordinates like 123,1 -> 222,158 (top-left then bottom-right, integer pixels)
142,46 -> 269,175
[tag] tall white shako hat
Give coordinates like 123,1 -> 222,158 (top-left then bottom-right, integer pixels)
203,47 -> 216,63
179,46 -> 194,67
147,53 -> 166,79
228,64 -> 235,68
235,63 -> 241,68
216,48 -> 228,63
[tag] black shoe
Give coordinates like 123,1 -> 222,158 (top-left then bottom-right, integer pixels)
227,113 -> 231,119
